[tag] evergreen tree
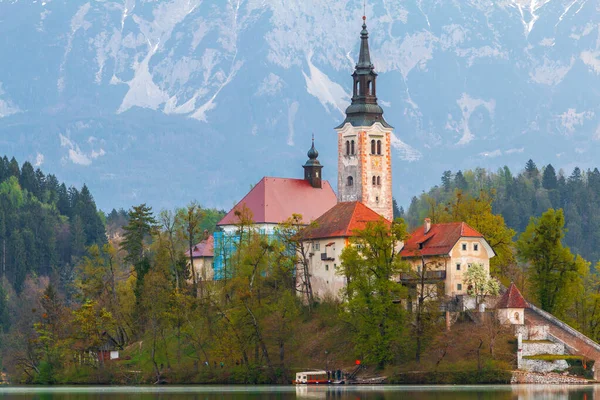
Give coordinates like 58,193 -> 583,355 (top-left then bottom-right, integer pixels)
8,157 -> 19,179
454,170 -> 468,191
542,164 -> 558,190
56,184 -> 70,216
525,159 -> 538,179
392,198 -> 402,220
19,161 -> 37,197
441,170 -> 453,192
122,204 -> 157,266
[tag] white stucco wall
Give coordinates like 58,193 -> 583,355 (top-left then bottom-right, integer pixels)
298,237 -> 348,301
498,307 -> 525,325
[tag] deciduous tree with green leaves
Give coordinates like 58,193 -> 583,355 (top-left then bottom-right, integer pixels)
517,208 -> 587,315
339,219 -> 409,368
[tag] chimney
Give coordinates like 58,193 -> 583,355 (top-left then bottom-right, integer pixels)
424,218 -> 431,234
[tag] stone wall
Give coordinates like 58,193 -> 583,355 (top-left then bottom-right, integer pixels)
529,303 -> 600,353
520,359 -> 569,373
511,371 -> 589,384
522,341 -> 565,356
529,325 -> 549,340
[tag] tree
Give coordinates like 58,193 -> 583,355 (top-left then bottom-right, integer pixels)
339,219 -> 409,368
463,263 -> 500,309
176,202 -> 205,296
525,159 -> 539,179
121,204 -> 157,302
441,170 -> 453,192
517,208 -> 587,315
542,164 -> 558,190
409,255 -> 444,363
277,214 -> 315,309
121,204 -> 157,266
438,191 -> 516,276
454,171 -> 468,191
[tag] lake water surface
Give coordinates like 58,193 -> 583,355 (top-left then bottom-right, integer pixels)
0,385 -> 597,399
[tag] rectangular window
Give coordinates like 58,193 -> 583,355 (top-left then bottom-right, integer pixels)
313,242 -> 320,251
456,263 -> 461,271
325,265 -> 329,271
334,263 -> 337,270
474,243 -> 479,251
462,243 -> 467,251
457,283 -> 462,291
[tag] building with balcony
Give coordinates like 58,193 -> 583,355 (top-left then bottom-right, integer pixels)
399,218 -> 495,298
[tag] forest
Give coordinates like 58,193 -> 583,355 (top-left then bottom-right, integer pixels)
0,156 -> 599,384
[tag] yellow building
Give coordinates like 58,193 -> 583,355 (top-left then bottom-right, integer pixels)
399,218 -> 495,298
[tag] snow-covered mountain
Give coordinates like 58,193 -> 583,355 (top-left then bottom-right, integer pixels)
0,0 -> 599,211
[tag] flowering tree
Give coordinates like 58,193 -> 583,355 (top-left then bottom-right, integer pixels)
464,263 -> 500,309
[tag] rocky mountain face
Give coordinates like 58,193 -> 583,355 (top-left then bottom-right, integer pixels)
0,0 -> 598,211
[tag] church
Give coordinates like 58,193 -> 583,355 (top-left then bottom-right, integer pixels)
188,17 -> 494,300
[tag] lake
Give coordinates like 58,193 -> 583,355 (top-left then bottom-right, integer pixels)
0,385 -> 598,399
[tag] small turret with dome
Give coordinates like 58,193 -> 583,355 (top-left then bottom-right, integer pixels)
303,135 -> 323,189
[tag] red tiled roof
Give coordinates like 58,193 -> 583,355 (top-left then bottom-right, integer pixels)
400,222 -> 484,257
186,236 -> 214,258
218,177 -> 337,226
496,283 -> 529,309
298,202 -> 391,240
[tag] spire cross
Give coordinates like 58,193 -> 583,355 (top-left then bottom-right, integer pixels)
363,0 -> 366,20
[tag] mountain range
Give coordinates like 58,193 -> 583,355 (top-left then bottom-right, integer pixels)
0,0 -> 599,211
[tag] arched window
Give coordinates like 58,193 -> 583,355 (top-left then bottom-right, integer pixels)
351,140 -> 355,155
372,176 -> 376,186
367,80 -> 372,95
377,176 -> 381,186
377,140 -> 382,155
354,80 -> 358,97
347,176 -> 354,186
346,140 -> 350,155
371,140 -> 376,155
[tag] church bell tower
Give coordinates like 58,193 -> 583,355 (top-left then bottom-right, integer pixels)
336,17 -> 393,221
303,136 -> 323,189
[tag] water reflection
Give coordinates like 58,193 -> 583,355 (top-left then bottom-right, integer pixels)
0,385 -> 597,399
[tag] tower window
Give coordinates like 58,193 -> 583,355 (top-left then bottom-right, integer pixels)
346,140 -> 350,155
347,176 -> 354,186
371,140 -> 376,155
351,140 -> 355,155
377,140 -> 382,155
367,80 -> 372,95
354,80 -> 358,97
372,176 -> 376,186
377,176 -> 381,186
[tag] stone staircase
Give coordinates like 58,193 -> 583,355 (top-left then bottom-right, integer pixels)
524,305 -> 600,380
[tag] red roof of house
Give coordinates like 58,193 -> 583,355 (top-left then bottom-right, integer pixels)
400,222 -> 484,257
218,177 -> 337,226
186,236 -> 214,258
298,201 -> 391,240
496,283 -> 529,309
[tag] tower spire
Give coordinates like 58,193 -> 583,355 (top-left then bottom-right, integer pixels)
303,135 -> 322,188
335,16 -> 391,129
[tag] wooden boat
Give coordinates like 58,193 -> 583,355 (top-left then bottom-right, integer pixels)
293,370 -> 344,385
